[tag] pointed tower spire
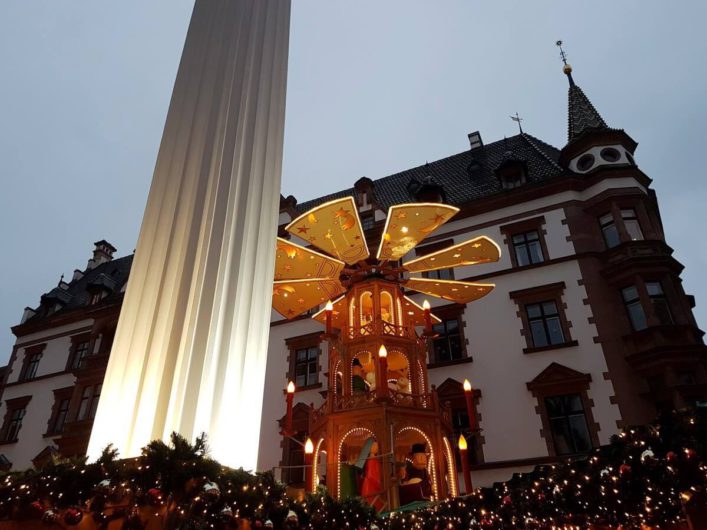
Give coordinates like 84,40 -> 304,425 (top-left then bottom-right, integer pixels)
556,40 -> 609,143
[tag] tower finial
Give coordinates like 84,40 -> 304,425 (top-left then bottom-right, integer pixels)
556,40 -> 575,86
510,112 -> 524,134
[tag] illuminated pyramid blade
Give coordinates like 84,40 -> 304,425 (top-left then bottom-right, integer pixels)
273,279 -> 346,319
401,296 -> 442,326
274,237 -> 345,281
404,236 -> 501,273
376,203 -> 459,262
285,197 -> 370,265
312,294 -> 347,329
405,278 -> 494,304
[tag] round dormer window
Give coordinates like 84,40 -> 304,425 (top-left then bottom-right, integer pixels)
600,147 -> 621,163
577,153 -> 595,172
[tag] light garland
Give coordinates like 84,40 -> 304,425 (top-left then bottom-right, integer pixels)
442,436 -> 458,497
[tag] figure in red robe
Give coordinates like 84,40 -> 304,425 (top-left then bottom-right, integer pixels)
360,440 -> 384,511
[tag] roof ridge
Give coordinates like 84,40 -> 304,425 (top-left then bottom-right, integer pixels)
520,133 -> 563,171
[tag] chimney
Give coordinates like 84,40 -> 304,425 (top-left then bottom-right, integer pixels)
468,131 -> 483,150
87,240 -> 117,270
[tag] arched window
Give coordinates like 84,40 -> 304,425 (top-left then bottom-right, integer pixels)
380,291 -> 394,324
360,291 -> 373,327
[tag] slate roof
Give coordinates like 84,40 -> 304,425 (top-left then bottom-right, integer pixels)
24,254 -> 133,325
295,133 -> 563,213
567,83 -> 609,143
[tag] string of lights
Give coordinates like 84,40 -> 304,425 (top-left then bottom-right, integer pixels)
0,408 -> 703,529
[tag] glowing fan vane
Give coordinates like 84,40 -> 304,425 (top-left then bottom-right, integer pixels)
272,279 -> 346,318
404,235 -> 501,273
285,197 -> 370,265
404,278 -> 495,305
376,203 -> 459,261
272,198 -> 499,320
274,237 -> 345,281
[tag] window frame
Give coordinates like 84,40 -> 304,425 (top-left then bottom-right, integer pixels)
544,393 -> 594,455
526,300 -> 565,348
285,332 -> 322,391
45,387 -> 73,436
621,285 -> 647,331
500,216 -> 549,269
511,230 -> 545,267
19,352 -> 42,382
66,334 -> 92,371
646,281 -> 673,326
0,396 -> 32,443
621,279 -> 676,333
599,212 -> 621,248
509,282 -> 578,354
76,383 -> 102,421
17,344 -> 45,382
597,203 -> 647,250
294,345 -> 319,389
526,364 -> 599,457
426,303 -> 469,366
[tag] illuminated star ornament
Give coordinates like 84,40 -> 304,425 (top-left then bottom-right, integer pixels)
272,196 -> 501,319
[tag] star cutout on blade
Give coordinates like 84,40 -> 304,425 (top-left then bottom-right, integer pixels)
297,226 -> 310,234
334,208 -> 350,218
431,214 -> 446,224
472,243 -> 482,248
284,264 -> 292,271
396,212 -> 407,219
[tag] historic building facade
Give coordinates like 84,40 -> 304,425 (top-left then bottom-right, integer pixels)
1,68 -> 705,486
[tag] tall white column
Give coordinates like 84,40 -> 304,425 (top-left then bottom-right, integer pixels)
87,0 -> 290,470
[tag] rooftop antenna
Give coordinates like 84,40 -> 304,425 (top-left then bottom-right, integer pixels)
556,40 -> 575,86
510,112 -> 524,134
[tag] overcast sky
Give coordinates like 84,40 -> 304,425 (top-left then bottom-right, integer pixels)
1,1 -> 706,362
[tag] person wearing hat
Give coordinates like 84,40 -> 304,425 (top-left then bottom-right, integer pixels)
264,520 -> 273,529
403,443 -> 432,499
352,358 -> 368,393
284,509 -> 299,530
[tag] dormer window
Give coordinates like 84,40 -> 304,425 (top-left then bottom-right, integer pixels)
89,292 -> 103,305
494,151 -> 527,190
501,173 -> 524,190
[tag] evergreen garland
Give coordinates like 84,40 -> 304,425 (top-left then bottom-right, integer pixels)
0,408 -> 702,529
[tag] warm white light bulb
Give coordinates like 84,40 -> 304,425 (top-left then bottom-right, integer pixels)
463,379 -> 472,392
422,300 -> 431,310
287,381 -> 295,393
458,434 -> 468,451
325,300 -> 333,311
378,345 -> 388,358
304,437 -> 314,454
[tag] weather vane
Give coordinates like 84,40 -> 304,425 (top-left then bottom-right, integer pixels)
556,40 -> 568,65
510,112 -> 523,134
556,39 -> 574,84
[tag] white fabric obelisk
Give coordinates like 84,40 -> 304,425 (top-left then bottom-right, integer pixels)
87,0 -> 290,470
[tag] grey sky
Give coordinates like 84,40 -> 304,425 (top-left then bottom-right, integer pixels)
1,1 -> 706,363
